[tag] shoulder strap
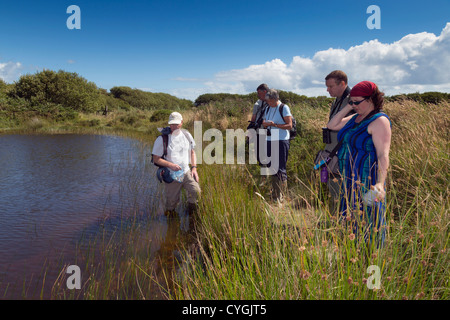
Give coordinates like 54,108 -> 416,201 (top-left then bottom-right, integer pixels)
256,101 -> 267,123
328,139 -> 343,158
329,86 -> 351,121
261,100 -> 268,113
362,110 -> 381,123
279,103 -> 286,124
181,129 -> 195,148
158,126 -> 172,158
151,133 -> 169,165
161,129 -> 194,159
162,134 -> 169,158
330,109 -> 379,158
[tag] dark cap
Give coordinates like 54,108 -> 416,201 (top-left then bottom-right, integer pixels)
156,167 -> 174,183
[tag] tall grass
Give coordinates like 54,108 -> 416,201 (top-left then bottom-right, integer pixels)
171,99 -> 449,300
174,165 -> 448,299
14,98 -> 448,300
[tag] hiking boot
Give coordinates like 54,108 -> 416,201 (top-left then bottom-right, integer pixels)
271,176 -> 288,203
186,202 -> 198,215
258,174 -> 268,187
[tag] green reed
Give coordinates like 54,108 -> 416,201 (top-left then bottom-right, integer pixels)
172,161 -> 448,300
21,98 -> 449,300
171,100 -> 449,300
47,137 -> 174,300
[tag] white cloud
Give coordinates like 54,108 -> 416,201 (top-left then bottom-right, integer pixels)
0,61 -> 22,83
171,23 -> 450,100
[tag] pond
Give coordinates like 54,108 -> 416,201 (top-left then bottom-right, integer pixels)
0,134 -> 190,299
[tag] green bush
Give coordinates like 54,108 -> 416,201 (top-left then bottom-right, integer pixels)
119,114 -> 140,126
0,97 -> 78,122
99,89 -> 132,111
420,91 -> 450,104
9,70 -> 101,112
150,109 -> 173,122
387,91 -> 450,104
110,86 -> 193,110
194,93 -> 254,106
31,102 -> 79,122
0,79 -> 8,99
79,119 -> 100,127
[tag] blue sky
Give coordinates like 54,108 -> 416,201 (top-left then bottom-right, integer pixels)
1,0 -> 449,100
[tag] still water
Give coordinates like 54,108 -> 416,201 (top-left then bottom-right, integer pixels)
0,134 -> 182,299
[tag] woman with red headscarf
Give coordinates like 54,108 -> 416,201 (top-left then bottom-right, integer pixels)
327,81 -> 391,247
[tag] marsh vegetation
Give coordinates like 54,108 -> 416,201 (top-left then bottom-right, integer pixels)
0,70 -> 448,299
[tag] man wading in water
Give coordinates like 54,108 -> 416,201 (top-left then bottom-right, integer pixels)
152,112 -> 201,217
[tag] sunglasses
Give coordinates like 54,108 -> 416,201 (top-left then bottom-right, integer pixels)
349,97 -> 369,106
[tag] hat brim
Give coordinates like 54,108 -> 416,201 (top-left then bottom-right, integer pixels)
168,120 -> 182,125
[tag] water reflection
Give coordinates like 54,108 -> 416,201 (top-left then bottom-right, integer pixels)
0,134 -> 196,299
154,211 -> 200,298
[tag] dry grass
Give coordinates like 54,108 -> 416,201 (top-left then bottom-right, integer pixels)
172,99 -> 449,300
30,98 -> 449,300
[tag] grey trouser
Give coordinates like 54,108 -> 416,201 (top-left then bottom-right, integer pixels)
164,170 -> 201,211
325,130 -> 341,213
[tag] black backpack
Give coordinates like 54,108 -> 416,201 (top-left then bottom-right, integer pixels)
279,103 -> 298,140
151,127 -> 171,167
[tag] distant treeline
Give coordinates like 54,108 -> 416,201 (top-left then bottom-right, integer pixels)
194,90 -> 450,107
386,91 -> 450,104
194,92 -> 333,109
0,70 -> 192,122
0,69 -> 449,123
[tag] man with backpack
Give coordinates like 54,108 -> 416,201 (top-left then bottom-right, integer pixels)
152,112 -> 201,217
262,89 -> 293,204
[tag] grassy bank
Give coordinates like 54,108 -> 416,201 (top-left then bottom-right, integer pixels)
1,89 -> 448,299
167,98 -> 449,300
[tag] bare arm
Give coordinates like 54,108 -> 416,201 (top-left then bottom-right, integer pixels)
327,103 -> 355,131
190,148 -> 199,182
280,116 -> 293,130
263,116 -> 292,130
152,155 -> 181,171
369,116 -> 391,200
250,101 -> 260,122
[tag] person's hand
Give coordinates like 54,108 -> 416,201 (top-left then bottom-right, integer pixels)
262,120 -> 275,128
345,102 -> 357,113
373,183 -> 386,202
191,168 -> 199,182
169,163 -> 182,171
